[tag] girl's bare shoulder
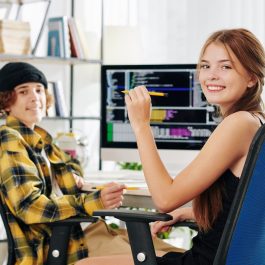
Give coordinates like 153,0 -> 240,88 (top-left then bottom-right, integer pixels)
220,111 -> 260,131
209,111 -> 260,149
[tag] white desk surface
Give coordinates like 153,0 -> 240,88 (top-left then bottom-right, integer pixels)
83,170 -> 148,192
83,170 -> 153,208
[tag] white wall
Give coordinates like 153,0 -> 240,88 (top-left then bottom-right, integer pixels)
103,0 -> 265,64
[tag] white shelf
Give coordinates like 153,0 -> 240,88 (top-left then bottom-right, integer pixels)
0,0 -> 49,4
0,54 -> 102,65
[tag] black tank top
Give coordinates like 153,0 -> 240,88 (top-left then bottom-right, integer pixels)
156,170 -> 239,265
191,170 -> 239,264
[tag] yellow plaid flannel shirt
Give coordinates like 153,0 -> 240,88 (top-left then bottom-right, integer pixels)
0,116 -> 104,265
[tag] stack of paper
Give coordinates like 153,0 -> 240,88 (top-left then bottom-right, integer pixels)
0,20 -> 31,55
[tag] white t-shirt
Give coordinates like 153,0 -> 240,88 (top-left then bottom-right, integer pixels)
41,149 -> 63,198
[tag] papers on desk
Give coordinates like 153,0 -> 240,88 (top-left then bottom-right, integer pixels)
83,170 -> 149,195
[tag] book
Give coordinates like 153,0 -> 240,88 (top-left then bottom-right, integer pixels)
74,19 -> 90,59
53,80 -> 68,117
47,28 -> 61,57
47,16 -> 71,58
68,17 -> 84,58
47,81 -> 68,117
68,17 -> 91,59
0,19 -> 30,28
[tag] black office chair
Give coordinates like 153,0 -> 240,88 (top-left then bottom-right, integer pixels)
0,195 -> 98,265
93,124 -> 265,265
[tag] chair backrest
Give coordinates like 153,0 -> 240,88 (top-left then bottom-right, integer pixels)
0,195 -> 15,265
214,124 -> 265,265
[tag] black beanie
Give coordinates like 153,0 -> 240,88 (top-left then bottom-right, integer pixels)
0,62 -> 48,92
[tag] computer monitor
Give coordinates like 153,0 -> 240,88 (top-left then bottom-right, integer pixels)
100,64 -> 218,170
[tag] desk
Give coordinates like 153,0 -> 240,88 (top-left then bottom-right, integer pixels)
123,189 -> 155,209
83,170 -> 155,209
83,185 -> 155,209
83,170 -> 191,209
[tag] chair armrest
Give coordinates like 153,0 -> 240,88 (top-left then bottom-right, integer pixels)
49,216 -> 98,226
46,216 -> 98,265
93,209 -> 172,265
174,221 -> 199,231
92,210 -> 198,265
93,209 -> 172,223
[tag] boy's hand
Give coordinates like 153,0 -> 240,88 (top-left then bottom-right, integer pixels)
100,182 -> 125,209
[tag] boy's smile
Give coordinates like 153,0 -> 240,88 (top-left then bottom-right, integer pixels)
6,82 -> 46,129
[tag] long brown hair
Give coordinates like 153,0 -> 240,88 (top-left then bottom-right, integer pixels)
193,28 -> 265,231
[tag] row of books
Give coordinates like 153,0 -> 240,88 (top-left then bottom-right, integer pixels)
47,80 -> 68,117
47,16 -> 89,59
0,20 -> 31,55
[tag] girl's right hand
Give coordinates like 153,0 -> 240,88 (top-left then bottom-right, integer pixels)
124,85 -> 151,133
151,207 -> 194,236
151,216 -> 177,237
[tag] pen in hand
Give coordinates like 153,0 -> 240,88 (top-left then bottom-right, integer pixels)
92,185 -> 139,190
121,90 -> 168,97
99,183 -> 125,209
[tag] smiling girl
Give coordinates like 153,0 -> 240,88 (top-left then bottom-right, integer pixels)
82,28 -> 265,265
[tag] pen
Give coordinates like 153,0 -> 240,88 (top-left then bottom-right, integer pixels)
121,90 -> 167,97
91,186 -> 140,190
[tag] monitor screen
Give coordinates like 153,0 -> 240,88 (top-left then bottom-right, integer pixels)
100,64 -> 218,167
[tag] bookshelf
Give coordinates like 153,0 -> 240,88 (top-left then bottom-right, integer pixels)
0,0 -> 103,170
0,0 -> 51,54
0,1 -> 103,254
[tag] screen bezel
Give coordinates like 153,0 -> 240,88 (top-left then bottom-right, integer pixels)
100,64 -> 215,151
